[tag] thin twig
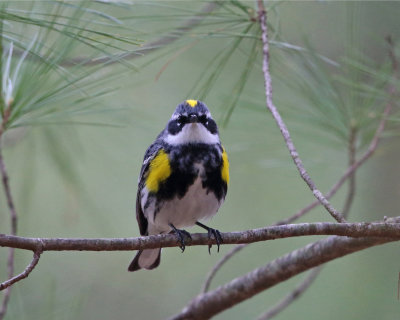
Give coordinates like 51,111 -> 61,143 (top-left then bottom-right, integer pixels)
342,127 -> 357,218
257,0 -> 345,223
0,250 -> 42,291
0,247 -> 13,320
256,267 -> 322,320
0,102 -> 17,320
387,35 -> 398,75
277,98 -> 391,224
257,127 -> 359,320
201,243 -> 246,293
0,148 -> 17,235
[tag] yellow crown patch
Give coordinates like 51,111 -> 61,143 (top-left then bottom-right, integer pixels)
186,99 -> 198,107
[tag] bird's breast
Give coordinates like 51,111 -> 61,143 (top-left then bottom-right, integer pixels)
151,174 -> 222,232
142,144 -> 227,233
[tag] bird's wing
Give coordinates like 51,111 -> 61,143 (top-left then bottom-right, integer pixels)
136,141 -> 164,236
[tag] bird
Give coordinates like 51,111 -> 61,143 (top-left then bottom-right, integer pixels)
128,99 -> 229,272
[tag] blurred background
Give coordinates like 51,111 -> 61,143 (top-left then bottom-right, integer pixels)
0,1 -> 400,319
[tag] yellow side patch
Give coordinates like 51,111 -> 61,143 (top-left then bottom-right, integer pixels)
145,150 -> 171,193
221,147 -> 229,185
186,99 -> 198,107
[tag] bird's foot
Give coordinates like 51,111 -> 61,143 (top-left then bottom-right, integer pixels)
169,223 -> 192,252
196,222 -> 223,254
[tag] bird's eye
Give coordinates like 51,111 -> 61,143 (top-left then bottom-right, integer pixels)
177,115 -> 186,124
199,115 -> 208,125
206,118 -> 218,134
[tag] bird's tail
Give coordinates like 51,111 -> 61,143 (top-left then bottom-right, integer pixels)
128,248 -> 161,272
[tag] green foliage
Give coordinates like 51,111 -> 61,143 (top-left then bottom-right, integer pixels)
274,39 -> 399,152
0,0 -> 140,129
0,0 -> 143,196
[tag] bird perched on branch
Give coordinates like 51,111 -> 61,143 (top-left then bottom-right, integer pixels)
128,100 -> 229,272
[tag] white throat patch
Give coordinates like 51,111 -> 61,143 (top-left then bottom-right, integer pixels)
165,123 -> 219,145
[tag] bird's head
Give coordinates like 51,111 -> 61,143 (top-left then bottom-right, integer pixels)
165,100 -> 219,145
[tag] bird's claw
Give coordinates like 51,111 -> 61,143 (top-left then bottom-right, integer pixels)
207,228 -> 223,254
169,223 -> 192,252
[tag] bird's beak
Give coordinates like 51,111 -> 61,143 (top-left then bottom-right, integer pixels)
189,114 -> 198,123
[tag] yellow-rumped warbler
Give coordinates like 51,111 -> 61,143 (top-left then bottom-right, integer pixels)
128,100 -> 229,272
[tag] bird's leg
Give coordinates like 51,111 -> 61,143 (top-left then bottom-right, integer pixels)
195,221 -> 223,254
169,223 -> 192,252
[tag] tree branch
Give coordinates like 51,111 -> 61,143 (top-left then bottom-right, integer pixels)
1,221 -> 400,253
1,221 -> 399,300
0,250 -> 42,291
168,234 -> 395,320
257,0 -> 346,223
